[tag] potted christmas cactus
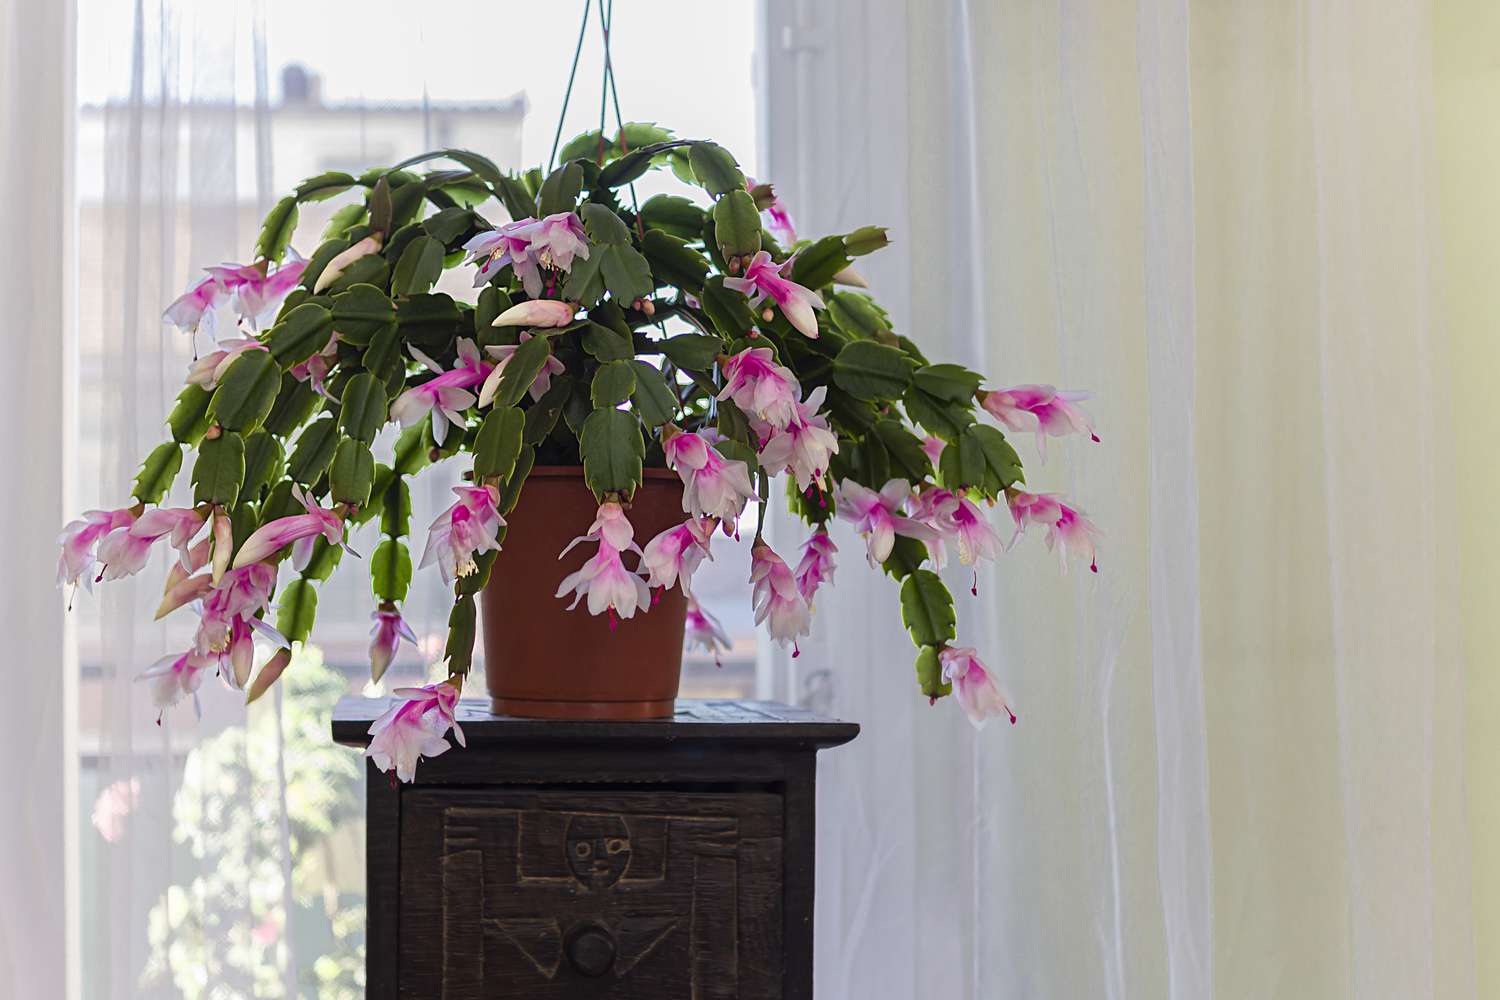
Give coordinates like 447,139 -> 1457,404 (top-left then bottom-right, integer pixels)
59,125 -> 1099,782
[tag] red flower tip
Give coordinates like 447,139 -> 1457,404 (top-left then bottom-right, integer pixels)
608,609 -> 619,632
1090,559 -> 1098,574
792,641 -> 801,659
928,696 -> 937,706
1007,710 -> 1018,725
1091,433 -> 1100,443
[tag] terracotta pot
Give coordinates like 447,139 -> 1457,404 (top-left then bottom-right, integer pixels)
481,466 -> 688,719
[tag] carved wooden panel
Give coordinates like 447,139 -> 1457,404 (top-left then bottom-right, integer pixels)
398,788 -> 784,999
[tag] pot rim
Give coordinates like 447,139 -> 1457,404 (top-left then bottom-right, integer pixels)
525,465 -> 679,481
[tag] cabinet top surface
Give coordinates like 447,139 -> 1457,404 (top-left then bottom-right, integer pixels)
332,697 -> 860,749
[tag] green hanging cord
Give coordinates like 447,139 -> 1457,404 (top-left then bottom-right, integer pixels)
548,0 -> 595,173
596,0 -> 645,230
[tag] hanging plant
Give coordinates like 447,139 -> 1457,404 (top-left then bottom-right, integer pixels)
60,125 -> 1100,782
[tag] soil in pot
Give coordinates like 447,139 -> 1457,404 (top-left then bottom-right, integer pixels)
481,466 -> 688,719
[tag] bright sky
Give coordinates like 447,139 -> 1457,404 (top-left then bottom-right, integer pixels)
76,0 -> 760,173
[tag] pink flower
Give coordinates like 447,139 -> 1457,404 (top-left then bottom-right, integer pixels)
57,507 -> 136,590
746,177 -> 797,245
313,236 -> 382,293
139,649 -> 217,719
229,254 -> 307,326
490,298 -> 577,328
185,337 -> 269,390
420,485 -> 505,583
555,502 -> 651,623
365,682 -> 466,783
750,542 -> 811,652
834,478 -> 936,567
909,488 -> 1002,571
90,777 -> 141,844
165,256 -> 306,333
723,250 -> 824,339
95,507 -> 206,581
684,593 -> 731,666
194,563 -> 279,654
640,517 -> 715,591
980,385 -> 1097,459
938,646 -> 1016,727
389,339 -> 492,445
163,276 -> 226,334
233,484 -> 345,570
1007,490 -> 1101,573
793,530 -> 838,603
465,219 -> 544,294
369,608 -> 418,683
755,386 -> 840,490
717,347 -> 802,429
663,430 -> 757,522
921,435 -> 947,469
289,332 -> 339,398
478,331 -> 565,406
527,212 -> 590,273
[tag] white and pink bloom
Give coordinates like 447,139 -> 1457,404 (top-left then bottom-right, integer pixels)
834,478 -> 935,567
95,507 -> 206,582
526,212 -> 590,273
793,530 -> 838,604
313,236 -> 382,293
640,517 -> 715,592
184,337 -> 270,390
478,332 -> 566,407
980,385 -> 1098,459
420,485 -> 505,584
663,430 -> 757,523
365,682 -> 466,783
156,539 -> 214,619
289,332 -> 339,398
490,298 -> 577,329
921,435 -> 947,469
684,593 -> 732,666
723,250 -> 825,339
165,256 -> 306,334
389,339 -> 492,445
227,254 -> 307,325
233,484 -> 345,570
746,177 -> 797,246
1007,490 -> 1100,573
195,563 -> 279,655
909,488 -> 1002,572
57,507 -> 136,590
465,219 -> 544,294
369,607 -> 418,683
755,386 -> 839,491
938,646 -> 1016,727
750,542 -> 811,653
717,347 -> 802,429
139,649 -> 216,719
555,502 -> 651,624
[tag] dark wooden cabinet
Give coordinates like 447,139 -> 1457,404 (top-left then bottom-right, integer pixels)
333,698 -> 858,999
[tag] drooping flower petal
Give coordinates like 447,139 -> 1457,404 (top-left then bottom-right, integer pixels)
365,682 -> 465,783
555,502 -> 651,622
980,385 -> 1097,460
722,250 -> 825,338
833,478 -> 934,567
755,386 -> 839,490
938,646 -> 1017,727
641,517 -> 715,591
663,429 -> 757,522
750,542 -> 811,650
57,507 -> 136,590
684,593 -> 732,666
793,530 -> 838,603
1007,490 -> 1101,573
717,347 -> 802,430
368,607 -> 418,683
419,485 -> 505,584
232,486 -> 343,569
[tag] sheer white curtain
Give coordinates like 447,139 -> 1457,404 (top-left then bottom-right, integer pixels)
761,1 -> 1486,997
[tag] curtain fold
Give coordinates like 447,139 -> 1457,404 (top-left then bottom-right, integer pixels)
763,1 -> 1484,997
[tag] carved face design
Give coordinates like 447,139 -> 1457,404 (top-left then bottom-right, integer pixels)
565,815 -> 632,888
